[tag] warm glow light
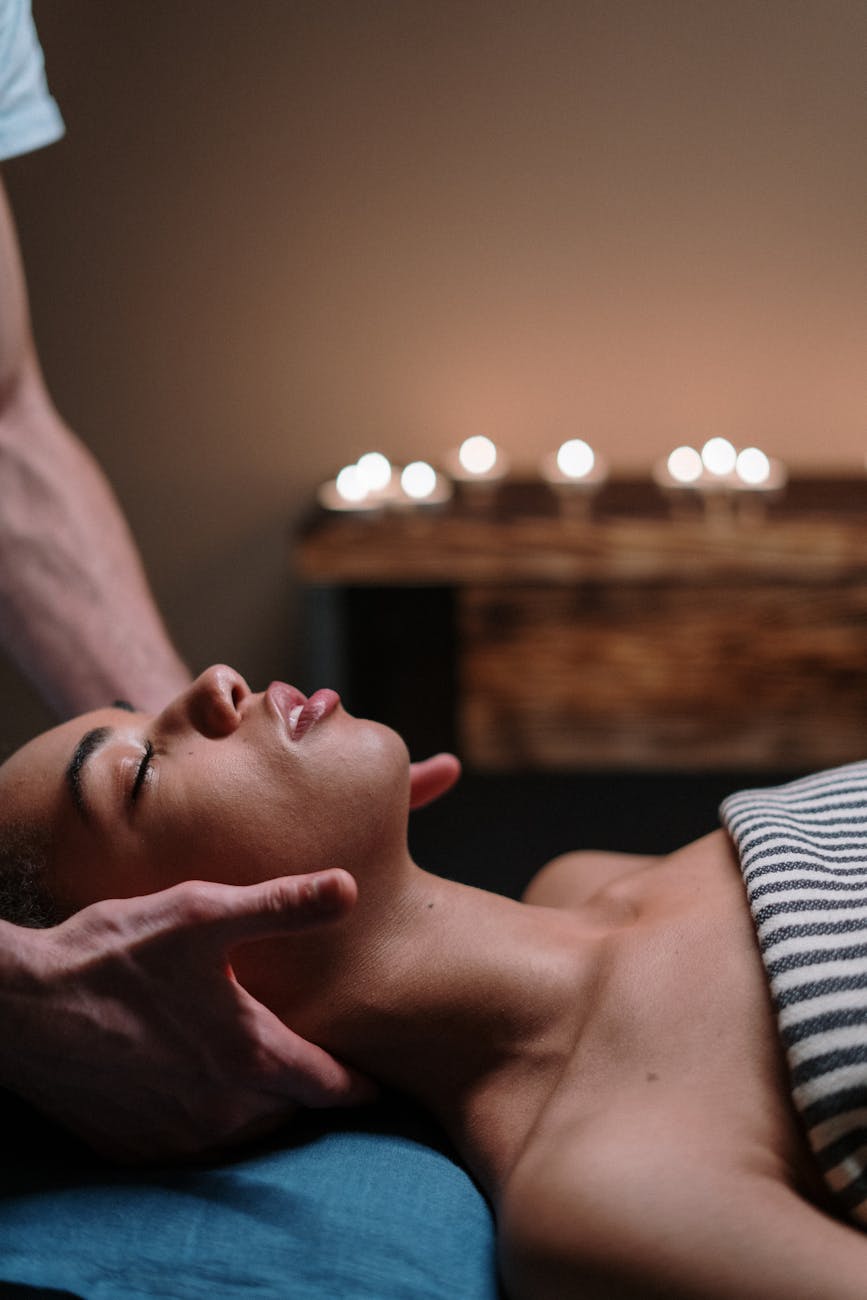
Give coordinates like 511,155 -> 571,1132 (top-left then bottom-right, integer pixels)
334,465 -> 368,503
667,445 -> 703,485
401,461 -> 437,500
356,451 -> 392,492
556,439 -> 595,480
701,437 -> 737,477
458,435 -> 498,476
735,447 -> 771,486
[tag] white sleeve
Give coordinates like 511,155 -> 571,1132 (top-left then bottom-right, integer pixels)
0,0 -> 64,162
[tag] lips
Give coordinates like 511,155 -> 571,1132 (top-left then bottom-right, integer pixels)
267,683 -> 340,741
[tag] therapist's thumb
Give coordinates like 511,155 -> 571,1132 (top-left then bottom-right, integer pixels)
170,870 -> 359,950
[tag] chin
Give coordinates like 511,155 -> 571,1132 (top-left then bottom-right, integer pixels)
339,718 -> 411,850
353,717 -> 411,794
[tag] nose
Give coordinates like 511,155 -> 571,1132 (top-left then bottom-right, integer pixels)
157,665 -> 250,739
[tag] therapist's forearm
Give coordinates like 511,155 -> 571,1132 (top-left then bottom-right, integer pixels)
0,367 -> 191,716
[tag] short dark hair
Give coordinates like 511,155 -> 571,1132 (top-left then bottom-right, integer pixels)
0,822 -> 60,928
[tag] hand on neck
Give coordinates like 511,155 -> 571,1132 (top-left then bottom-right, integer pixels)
234,855 -> 597,1193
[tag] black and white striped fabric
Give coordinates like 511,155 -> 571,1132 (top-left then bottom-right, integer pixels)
721,762 -> 867,1227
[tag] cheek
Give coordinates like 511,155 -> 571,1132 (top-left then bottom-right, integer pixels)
144,791 -> 260,886
304,722 -> 410,852
48,831 -> 147,912
132,722 -> 409,891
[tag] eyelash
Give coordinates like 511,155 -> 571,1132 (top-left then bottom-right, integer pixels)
130,741 -> 154,804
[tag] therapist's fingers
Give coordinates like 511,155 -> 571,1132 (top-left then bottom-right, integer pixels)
409,752 -> 462,810
229,981 -> 378,1109
144,871 -> 360,953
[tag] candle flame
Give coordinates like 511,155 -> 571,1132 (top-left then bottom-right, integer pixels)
666,446 -> 703,484
556,439 -> 595,480
701,437 -> 737,477
458,436 -> 498,476
335,465 -> 368,503
357,451 -> 392,492
735,447 -> 771,486
401,461 -> 437,500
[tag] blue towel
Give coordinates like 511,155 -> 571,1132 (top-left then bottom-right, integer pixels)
0,1093 -> 500,1299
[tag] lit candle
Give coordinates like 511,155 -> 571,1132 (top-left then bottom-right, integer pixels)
540,439 -> 608,516
401,461 -> 437,500
336,465 -> 368,502
666,445 -> 704,485
652,445 -> 704,495
701,437 -> 738,478
459,435 -> 499,476
653,440 -> 786,524
730,444 -> 787,497
653,440 -> 734,523
317,463 -> 381,513
449,434 -> 507,479
733,446 -> 787,521
356,451 -> 393,494
735,447 -> 771,487
396,460 -> 453,508
445,435 -> 509,509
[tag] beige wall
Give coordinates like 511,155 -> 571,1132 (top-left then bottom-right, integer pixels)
2,0 -> 866,744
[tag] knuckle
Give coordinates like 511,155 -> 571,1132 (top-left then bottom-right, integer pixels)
169,879 -> 227,925
68,896 -> 136,948
263,877 -> 308,914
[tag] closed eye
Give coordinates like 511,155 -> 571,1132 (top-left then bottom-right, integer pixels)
130,741 -> 154,804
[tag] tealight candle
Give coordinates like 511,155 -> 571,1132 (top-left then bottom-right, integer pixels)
396,460 -> 453,509
701,437 -> 738,478
459,435 -> 499,476
317,463 -> 381,513
445,435 -> 509,510
540,439 -> 608,517
735,447 -> 771,486
356,451 -> 393,494
651,445 -> 706,519
401,461 -> 437,500
665,445 -> 703,485
653,440 -> 786,526
732,446 -> 787,522
653,440 -> 734,524
557,439 -> 595,479
336,465 -> 368,502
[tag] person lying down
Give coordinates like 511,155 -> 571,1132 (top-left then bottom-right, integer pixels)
2,663 -> 867,1299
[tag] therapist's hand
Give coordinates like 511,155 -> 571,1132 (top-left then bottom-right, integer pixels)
0,868 -> 373,1163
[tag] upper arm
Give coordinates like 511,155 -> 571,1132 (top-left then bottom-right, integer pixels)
501,1126 -> 867,1300
523,850 -> 661,909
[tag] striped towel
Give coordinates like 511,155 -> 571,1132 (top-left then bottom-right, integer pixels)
721,762 -> 867,1227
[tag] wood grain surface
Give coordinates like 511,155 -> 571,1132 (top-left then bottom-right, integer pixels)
299,479 -> 867,769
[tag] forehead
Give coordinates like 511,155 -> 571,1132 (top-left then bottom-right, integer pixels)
0,708 -> 142,831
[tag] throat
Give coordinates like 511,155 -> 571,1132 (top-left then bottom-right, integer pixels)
260,873 -> 597,1198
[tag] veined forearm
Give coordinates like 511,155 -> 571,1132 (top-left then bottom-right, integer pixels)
0,383 -> 190,716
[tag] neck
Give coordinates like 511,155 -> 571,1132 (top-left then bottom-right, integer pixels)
238,858 -> 599,1196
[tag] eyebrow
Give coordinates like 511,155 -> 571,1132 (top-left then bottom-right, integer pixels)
65,726 -> 114,822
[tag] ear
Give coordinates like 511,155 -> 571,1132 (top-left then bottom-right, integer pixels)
408,753 -> 461,810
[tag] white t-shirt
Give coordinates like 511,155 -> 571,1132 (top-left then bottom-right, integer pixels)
0,0 -> 63,162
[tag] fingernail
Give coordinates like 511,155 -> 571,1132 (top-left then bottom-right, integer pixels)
304,876 -> 340,914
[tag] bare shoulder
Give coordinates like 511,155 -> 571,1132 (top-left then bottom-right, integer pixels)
523,849 -> 663,909
500,1111 -> 867,1300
